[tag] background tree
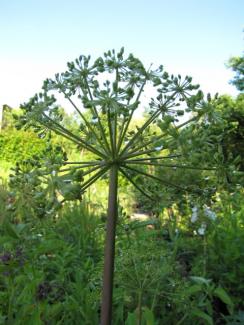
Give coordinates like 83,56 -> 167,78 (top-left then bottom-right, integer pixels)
131,91 -> 244,237
228,54 -> 244,91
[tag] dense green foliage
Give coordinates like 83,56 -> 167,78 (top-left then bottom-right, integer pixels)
0,204 -> 103,324
0,195 -> 243,324
0,129 -> 47,163
0,106 -> 79,165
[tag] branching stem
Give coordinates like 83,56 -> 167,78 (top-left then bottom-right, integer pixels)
81,166 -> 109,192
122,164 -> 188,191
62,92 -> 111,155
125,161 -> 216,171
42,112 -> 107,158
119,167 -> 154,200
83,77 -> 112,153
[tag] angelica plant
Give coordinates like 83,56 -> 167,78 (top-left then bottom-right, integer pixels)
20,48 -> 215,324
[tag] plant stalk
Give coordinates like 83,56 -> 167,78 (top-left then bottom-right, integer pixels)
101,164 -> 118,325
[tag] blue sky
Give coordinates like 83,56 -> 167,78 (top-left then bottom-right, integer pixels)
0,0 -> 243,108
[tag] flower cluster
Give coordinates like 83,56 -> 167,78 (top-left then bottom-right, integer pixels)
203,206 -> 217,221
0,248 -> 26,275
36,281 -> 52,301
0,252 -> 12,265
190,205 -> 217,235
191,206 -> 198,223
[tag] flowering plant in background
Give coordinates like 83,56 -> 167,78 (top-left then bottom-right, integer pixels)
191,206 -> 198,223
190,203 -> 217,236
198,222 -> 207,236
204,205 -> 217,221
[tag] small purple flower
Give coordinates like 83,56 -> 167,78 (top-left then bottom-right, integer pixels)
2,271 -> 11,277
0,252 -> 12,264
15,247 -> 23,258
15,247 -> 26,267
36,282 -> 52,300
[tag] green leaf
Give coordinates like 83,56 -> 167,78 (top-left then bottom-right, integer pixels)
125,311 -> 137,325
16,223 -> 27,233
143,307 -> 156,325
185,284 -> 203,296
189,276 -> 211,286
27,307 -> 43,325
47,302 -> 63,319
37,239 -> 65,254
0,314 -> 6,325
3,222 -> 20,239
192,308 -> 213,325
214,287 -> 234,314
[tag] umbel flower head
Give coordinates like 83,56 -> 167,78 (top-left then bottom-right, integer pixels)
18,48 -> 215,207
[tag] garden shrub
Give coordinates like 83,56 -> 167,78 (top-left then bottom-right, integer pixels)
0,204 -> 103,324
0,129 -> 46,163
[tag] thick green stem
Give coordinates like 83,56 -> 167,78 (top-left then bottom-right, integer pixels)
101,164 -> 118,325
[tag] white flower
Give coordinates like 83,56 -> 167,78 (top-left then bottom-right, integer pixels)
51,170 -> 56,176
191,206 -> 198,223
155,145 -> 163,151
191,213 -> 198,223
204,206 -> 217,221
198,223 -> 207,235
192,206 -> 198,213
